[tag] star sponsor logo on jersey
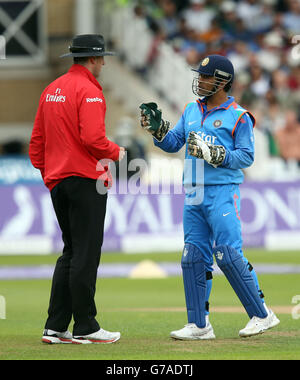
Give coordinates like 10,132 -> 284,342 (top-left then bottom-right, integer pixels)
46,88 -> 66,103
86,97 -> 103,103
196,131 -> 217,145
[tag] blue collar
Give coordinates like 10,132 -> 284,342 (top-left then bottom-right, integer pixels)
198,96 -> 235,113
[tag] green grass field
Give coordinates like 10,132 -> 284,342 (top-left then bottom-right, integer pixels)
0,249 -> 300,360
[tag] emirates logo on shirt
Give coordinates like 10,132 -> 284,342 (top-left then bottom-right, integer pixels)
46,88 -> 66,103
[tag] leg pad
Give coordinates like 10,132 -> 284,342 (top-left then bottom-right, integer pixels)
213,245 -> 267,319
181,243 -> 207,328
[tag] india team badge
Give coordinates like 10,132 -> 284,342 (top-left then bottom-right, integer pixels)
213,119 -> 222,128
201,57 -> 209,66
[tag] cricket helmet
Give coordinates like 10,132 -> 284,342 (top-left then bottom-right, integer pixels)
192,55 -> 234,97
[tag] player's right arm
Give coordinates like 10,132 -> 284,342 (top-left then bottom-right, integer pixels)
153,116 -> 185,153
139,102 -> 186,153
78,88 -> 121,162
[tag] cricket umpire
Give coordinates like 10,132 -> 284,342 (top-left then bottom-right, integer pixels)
29,34 -> 125,344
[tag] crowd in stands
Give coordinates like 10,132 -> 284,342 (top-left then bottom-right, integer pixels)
116,0 -> 300,172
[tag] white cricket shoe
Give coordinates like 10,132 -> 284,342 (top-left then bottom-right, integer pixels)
239,308 -> 280,338
72,328 -> 121,344
42,329 -> 73,344
170,317 -> 215,340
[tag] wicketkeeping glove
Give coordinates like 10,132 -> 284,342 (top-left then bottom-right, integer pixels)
139,102 -> 170,142
187,131 -> 226,167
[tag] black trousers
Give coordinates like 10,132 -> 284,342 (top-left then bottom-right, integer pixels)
44,176 -> 107,336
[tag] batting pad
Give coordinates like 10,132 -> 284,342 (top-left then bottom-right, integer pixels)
213,245 -> 268,319
181,243 -> 207,328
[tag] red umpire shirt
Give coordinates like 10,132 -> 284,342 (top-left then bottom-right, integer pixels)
29,64 -> 120,190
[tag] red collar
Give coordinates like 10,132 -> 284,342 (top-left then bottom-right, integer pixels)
68,64 -> 102,90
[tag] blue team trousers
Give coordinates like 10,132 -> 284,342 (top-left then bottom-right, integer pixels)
183,184 -> 263,314
183,184 -> 244,272
183,184 -> 262,309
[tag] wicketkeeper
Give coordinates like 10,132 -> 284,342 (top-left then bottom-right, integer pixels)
140,54 -> 280,339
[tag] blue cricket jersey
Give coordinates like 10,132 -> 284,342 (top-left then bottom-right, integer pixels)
154,96 -> 255,187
